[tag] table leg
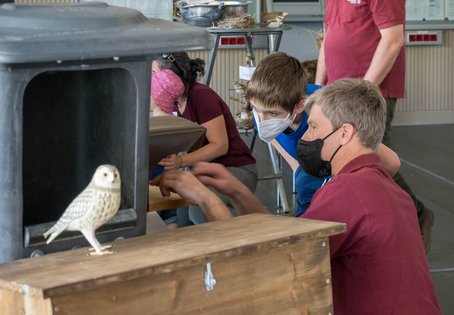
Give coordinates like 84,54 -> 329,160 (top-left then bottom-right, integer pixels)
244,34 -> 256,67
268,143 -> 289,215
205,34 -> 221,86
267,32 -> 283,53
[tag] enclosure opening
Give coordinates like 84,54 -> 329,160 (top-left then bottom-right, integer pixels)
22,68 -> 137,227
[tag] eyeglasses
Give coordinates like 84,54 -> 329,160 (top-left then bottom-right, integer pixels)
161,53 -> 184,75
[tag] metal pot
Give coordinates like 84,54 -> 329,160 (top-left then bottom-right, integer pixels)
223,1 -> 251,17
179,4 -> 220,17
178,3 -> 225,26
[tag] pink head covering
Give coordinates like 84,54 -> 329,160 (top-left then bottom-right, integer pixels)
151,69 -> 185,114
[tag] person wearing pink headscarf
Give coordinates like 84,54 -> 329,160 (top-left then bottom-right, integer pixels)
151,52 -> 257,226
150,69 -> 185,116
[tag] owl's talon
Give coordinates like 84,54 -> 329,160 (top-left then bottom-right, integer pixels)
86,249 -> 116,256
88,244 -> 113,252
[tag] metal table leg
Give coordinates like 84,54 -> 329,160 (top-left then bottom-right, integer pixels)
267,143 -> 289,215
203,27 -> 290,214
244,33 -> 256,66
204,34 -> 221,86
267,33 -> 283,53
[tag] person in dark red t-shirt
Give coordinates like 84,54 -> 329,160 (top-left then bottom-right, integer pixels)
150,52 -> 257,225
316,0 -> 405,98
299,79 -> 440,315
315,0 -> 433,252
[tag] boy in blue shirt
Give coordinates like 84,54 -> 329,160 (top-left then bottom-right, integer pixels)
248,52 -> 400,216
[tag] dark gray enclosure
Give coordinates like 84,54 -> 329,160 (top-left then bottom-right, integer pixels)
0,2 -> 212,263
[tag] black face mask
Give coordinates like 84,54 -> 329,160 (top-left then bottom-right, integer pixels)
297,126 -> 342,178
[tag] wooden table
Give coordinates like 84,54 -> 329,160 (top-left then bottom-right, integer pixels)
0,213 -> 345,315
148,185 -> 190,212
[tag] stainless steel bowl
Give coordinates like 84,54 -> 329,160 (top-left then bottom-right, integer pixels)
223,1 -> 251,17
180,3 -> 222,17
178,1 -> 251,25
178,3 -> 225,26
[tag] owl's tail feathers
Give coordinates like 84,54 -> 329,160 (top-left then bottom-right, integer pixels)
43,226 -> 64,244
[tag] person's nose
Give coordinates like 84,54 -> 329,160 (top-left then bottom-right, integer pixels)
301,130 -> 311,141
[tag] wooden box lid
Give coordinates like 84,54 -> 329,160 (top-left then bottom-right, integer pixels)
0,213 -> 345,299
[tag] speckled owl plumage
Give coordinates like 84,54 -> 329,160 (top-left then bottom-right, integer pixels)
43,165 -> 121,255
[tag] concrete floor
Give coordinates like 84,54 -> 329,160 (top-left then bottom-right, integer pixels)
248,124 -> 454,314
392,124 -> 454,314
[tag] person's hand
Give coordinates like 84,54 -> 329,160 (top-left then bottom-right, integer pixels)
154,169 -> 232,221
149,173 -> 163,187
191,162 -> 240,197
158,154 -> 183,170
192,162 -> 268,216
154,169 -> 209,205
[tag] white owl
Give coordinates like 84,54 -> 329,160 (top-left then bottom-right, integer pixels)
43,164 -> 121,255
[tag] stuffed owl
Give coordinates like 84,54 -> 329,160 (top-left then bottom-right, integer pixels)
43,165 -> 121,256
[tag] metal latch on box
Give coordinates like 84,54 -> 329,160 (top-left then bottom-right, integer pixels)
204,262 -> 217,291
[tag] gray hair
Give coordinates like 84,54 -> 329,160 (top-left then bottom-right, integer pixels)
305,78 -> 386,151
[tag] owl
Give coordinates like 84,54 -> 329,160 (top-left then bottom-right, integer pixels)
43,165 -> 121,256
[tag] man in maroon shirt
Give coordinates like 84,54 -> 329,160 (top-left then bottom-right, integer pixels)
297,78 -> 440,314
315,0 -> 433,252
155,79 -> 441,314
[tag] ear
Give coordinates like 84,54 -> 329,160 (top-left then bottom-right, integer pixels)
294,98 -> 306,115
339,123 -> 356,145
151,60 -> 160,73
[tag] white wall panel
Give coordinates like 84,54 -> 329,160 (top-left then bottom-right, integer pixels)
395,29 -> 454,125
188,49 -> 268,116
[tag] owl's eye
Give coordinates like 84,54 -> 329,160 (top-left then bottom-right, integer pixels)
103,173 -> 108,177
114,174 -> 118,178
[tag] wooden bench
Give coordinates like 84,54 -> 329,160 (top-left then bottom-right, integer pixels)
0,213 -> 345,315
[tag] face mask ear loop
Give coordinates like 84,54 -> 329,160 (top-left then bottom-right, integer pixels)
320,125 -> 342,163
290,111 -> 298,123
322,125 -> 342,141
251,108 -> 259,120
252,109 -> 261,134
329,145 -> 342,163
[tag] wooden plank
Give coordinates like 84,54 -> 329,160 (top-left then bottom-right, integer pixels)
0,289 -> 24,315
51,237 -> 332,315
0,289 -> 53,315
148,185 -> 190,212
0,213 -> 345,300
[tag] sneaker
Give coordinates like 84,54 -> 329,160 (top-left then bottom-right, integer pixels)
420,208 -> 434,254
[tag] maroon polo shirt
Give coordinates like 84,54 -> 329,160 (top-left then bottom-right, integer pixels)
324,0 -> 405,98
302,154 -> 440,315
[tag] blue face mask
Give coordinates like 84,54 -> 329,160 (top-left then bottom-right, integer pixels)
296,126 -> 342,178
252,110 -> 294,143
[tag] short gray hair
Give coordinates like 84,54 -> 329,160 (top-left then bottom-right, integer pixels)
305,78 -> 386,151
